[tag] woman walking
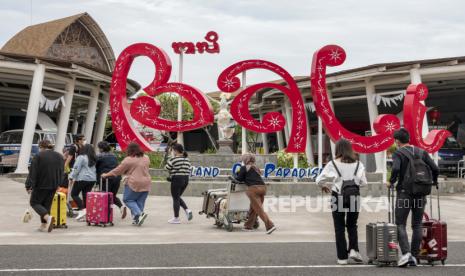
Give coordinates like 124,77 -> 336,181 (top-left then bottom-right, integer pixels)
235,154 -> 276,234
69,144 -> 97,221
25,140 -> 64,232
316,139 -> 367,265
102,143 -> 151,226
165,143 -> 193,224
96,141 -> 127,219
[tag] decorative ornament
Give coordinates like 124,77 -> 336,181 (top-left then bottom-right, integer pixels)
39,95 -> 65,112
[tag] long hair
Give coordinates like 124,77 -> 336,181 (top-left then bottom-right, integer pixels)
126,142 -> 144,157
335,139 -> 356,163
78,144 -> 97,167
38,139 -> 54,150
241,154 -> 261,175
171,143 -> 188,158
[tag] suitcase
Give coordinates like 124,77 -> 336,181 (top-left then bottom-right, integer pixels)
199,188 -> 227,217
418,186 -> 447,265
366,186 -> 398,265
51,192 -> 68,228
86,178 -> 114,226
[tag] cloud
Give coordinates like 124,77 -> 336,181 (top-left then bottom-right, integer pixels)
1,0 -> 465,92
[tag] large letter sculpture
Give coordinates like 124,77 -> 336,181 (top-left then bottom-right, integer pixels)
403,83 -> 451,153
110,43 -> 214,151
217,60 -> 307,152
311,45 -> 401,153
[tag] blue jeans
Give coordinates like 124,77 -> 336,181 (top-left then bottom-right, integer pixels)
123,185 -> 148,219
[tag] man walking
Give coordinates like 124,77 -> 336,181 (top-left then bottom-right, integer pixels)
389,128 -> 439,267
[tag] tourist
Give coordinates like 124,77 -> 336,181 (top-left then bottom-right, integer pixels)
235,153 -> 276,234
96,141 -> 127,219
25,140 -> 64,232
316,139 -> 367,265
389,128 -> 439,267
102,142 -> 151,226
64,134 -> 86,171
69,144 -> 97,221
165,143 -> 193,224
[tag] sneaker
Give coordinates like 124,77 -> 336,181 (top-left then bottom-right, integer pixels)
45,216 -> 54,233
120,206 -> 127,220
337,259 -> 349,265
137,213 -> 148,226
168,217 -> 181,224
242,227 -> 254,232
398,252 -> 412,267
408,255 -> 418,267
349,249 -> 364,263
266,225 -> 277,235
75,210 -> 86,221
185,209 -> 193,221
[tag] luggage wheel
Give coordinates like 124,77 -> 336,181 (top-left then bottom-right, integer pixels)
441,260 -> 445,265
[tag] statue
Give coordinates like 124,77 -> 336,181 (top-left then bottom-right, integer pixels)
216,93 -> 236,140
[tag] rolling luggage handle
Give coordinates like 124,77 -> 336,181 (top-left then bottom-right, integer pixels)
388,184 -> 395,223
99,176 -> 109,192
427,184 -> 441,221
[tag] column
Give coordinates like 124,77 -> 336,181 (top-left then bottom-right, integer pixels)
365,80 -> 385,173
15,64 -> 45,174
55,77 -> 75,153
241,72 -> 247,154
277,130 -> 284,151
327,90 -> 336,158
177,51 -> 184,146
305,110 -> 315,166
318,117 -> 323,169
93,92 -> 109,146
259,110 -> 269,154
282,107 -> 290,143
71,111 -> 79,134
84,85 -> 99,142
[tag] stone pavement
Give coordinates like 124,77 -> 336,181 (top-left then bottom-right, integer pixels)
1,176 -> 465,245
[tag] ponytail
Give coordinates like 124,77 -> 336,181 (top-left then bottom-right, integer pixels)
183,151 -> 188,158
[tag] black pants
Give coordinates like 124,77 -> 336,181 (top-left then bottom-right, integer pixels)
330,192 -> 360,260
395,191 -> 426,256
30,189 -> 55,223
170,175 -> 189,217
71,181 -> 95,210
100,177 -> 123,208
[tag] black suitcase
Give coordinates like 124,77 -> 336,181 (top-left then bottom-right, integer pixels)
366,186 -> 398,265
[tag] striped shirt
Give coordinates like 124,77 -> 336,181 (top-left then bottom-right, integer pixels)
165,156 -> 191,176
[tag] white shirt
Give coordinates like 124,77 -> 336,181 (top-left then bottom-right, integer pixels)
316,159 -> 367,193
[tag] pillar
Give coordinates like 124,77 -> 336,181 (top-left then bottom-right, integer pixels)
365,80 -> 385,173
305,110 -> 315,166
282,107 -> 290,143
71,111 -> 79,134
318,117 -> 323,169
93,92 -> 109,146
15,64 -> 45,173
241,71 -> 247,154
55,77 -> 75,153
327,90 -> 336,158
277,130 -> 284,151
259,110 -> 269,154
84,85 -> 99,143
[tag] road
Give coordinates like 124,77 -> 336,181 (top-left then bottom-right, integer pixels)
1,242 -> 464,276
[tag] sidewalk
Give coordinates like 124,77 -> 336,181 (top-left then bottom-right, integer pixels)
1,176 -> 465,245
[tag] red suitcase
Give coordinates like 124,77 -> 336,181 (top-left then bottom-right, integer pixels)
418,186 -> 447,265
86,178 -> 114,226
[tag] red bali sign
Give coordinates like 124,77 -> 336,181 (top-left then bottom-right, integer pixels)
172,31 -> 220,54
110,41 -> 450,154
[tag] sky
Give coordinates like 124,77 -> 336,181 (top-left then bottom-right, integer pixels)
1,0 -> 465,93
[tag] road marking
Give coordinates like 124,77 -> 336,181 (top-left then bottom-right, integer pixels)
1,264 -> 465,272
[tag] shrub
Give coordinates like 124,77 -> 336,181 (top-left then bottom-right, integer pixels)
276,149 -> 309,168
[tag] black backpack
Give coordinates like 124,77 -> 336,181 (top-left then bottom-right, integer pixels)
398,146 -> 433,196
331,160 -> 360,208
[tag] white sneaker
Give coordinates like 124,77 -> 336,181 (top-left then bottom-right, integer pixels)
44,216 -> 54,233
185,209 -> 193,221
337,259 -> 348,265
75,210 -> 86,221
349,249 -> 363,263
168,217 -> 181,224
398,252 -> 412,267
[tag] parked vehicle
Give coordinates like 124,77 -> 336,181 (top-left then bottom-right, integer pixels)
438,136 -> 465,174
0,129 -> 72,170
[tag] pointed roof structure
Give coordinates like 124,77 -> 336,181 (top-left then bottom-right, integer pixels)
1,12 -> 115,72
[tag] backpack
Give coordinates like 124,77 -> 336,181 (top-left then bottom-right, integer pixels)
331,160 -> 360,208
398,146 -> 433,196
